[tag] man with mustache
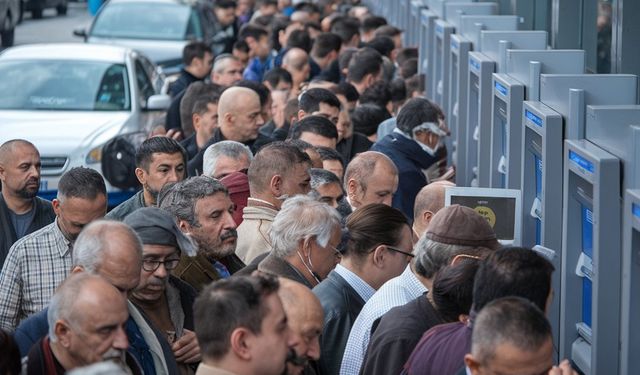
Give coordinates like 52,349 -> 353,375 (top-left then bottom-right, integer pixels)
125,207 -> 202,374
0,167 -> 107,330
0,140 -> 55,268
159,176 -> 245,292
25,273 -> 140,375
107,137 -> 187,221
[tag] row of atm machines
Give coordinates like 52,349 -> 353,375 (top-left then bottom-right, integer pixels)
363,0 -> 640,374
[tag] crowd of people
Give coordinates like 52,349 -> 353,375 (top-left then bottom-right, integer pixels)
0,0 -> 577,374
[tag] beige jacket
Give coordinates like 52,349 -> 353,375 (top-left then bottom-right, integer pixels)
235,205 -> 278,263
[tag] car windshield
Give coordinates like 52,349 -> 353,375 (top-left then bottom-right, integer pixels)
90,2 -> 202,40
0,60 -> 130,111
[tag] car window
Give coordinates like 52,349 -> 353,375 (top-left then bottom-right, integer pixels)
135,60 -> 156,102
137,54 -> 164,93
0,60 -> 130,111
185,9 -> 203,40
90,2 -> 194,40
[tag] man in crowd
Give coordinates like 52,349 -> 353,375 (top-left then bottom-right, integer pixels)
202,141 -> 253,179
343,151 -> 398,210
107,137 -> 187,220
211,54 -> 244,87
340,205 -> 501,374
125,207 -> 202,372
278,278 -> 324,375
290,116 -> 339,149
14,220 -> 178,375
346,48 -> 383,95
411,181 -> 455,239
0,140 -> 55,267
236,142 -> 311,263
372,97 -> 447,219
316,147 -> 344,181
308,168 -> 343,209
193,275 -> 294,375
313,204 -> 412,375
168,42 -> 213,97
281,48 -> 311,96
25,274 -> 134,374
180,84 -> 223,160
257,195 -> 342,288
241,24 -> 274,82
210,0 -> 238,56
160,176 -> 245,291
0,167 -> 107,330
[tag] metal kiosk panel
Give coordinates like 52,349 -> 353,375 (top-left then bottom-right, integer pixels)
465,51 -> 494,187
419,9 -> 438,99
409,0 -> 428,46
520,101 -> 563,359
561,140 -> 621,375
621,189 -> 640,375
458,15 -> 520,47
432,20 -> 454,116
444,2 -> 498,29
489,74 -> 524,189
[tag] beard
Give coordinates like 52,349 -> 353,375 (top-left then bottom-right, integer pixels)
144,183 -> 160,203
16,177 -> 39,199
194,228 -> 238,261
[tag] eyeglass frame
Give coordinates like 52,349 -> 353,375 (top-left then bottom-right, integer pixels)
369,244 -> 415,258
142,257 -> 181,272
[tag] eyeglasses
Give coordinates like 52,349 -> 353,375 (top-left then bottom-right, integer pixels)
384,245 -> 415,258
142,258 -> 180,272
329,245 -> 342,258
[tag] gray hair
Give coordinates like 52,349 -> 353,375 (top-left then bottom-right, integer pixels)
414,237 -> 488,279
270,195 -> 341,258
72,220 -> 143,273
48,273 -> 101,341
159,176 -> 228,226
471,296 -> 552,363
309,168 -> 341,190
213,54 -> 239,74
202,141 -> 253,177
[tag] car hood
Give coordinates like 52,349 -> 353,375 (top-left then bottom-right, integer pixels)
87,37 -> 186,64
0,111 -> 132,155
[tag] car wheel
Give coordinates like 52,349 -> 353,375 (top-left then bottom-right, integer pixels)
56,1 -> 67,15
31,6 -> 43,19
0,15 -> 14,47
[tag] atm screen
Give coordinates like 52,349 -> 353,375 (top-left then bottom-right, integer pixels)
494,98 -> 508,188
449,195 -> 517,241
582,205 -> 594,328
468,74 -> 480,183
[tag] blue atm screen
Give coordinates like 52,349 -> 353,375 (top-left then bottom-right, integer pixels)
535,155 -> 542,245
582,205 -> 593,328
633,203 -> 640,219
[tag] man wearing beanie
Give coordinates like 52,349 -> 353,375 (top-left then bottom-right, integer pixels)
125,207 -> 201,373
340,205 -> 501,375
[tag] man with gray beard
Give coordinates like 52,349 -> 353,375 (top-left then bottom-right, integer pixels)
159,176 -> 244,292
0,139 -> 55,267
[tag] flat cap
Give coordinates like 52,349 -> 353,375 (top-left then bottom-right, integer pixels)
425,204 -> 501,250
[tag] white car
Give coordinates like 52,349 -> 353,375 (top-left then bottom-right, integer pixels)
0,43 -> 171,206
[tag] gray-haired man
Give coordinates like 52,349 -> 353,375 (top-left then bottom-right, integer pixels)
202,140 -> 253,179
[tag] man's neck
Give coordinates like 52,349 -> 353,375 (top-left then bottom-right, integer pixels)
142,189 -> 155,207
2,190 -> 34,215
248,194 -> 281,210
196,132 -> 210,150
183,67 -> 200,79
49,340 -> 77,372
340,258 -> 377,289
219,125 -> 242,143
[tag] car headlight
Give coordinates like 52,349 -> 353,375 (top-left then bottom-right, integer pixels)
86,145 -> 103,164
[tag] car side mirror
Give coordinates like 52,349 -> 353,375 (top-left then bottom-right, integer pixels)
73,27 -> 87,39
145,94 -> 171,111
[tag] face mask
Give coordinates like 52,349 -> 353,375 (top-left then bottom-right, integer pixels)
416,140 -> 438,157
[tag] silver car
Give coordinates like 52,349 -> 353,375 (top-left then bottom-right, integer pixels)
74,0 -> 218,75
0,43 -> 170,206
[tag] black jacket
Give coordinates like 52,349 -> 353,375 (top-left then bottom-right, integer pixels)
312,270 -> 367,375
336,132 -> 372,164
257,253 -> 314,288
0,195 -> 55,267
180,134 -> 200,161
168,70 -> 200,98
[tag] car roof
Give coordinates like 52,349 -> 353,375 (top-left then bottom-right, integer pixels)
0,43 -> 131,63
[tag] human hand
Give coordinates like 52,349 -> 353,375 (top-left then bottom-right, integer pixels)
172,329 -> 201,363
548,360 -> 578,375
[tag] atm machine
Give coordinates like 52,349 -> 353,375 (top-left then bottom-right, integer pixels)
432,2 -> 497,122
488,50 -> 585,190
419,8 -> 438,99
465,30 -> 547,188
519,76 -> 637,361
449,15 -> 519,186
621,189 -> 640,375
408,0 -> 428,46
561,105 -> 640,375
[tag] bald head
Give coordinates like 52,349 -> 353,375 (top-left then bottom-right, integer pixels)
277,278 -> 323,371
413,181 -> 455,237
344,151 -> 398,208
218,87 -> 264,142
0,139 -> 41,201
282,48 -> 310,86
0,139 -> 37,164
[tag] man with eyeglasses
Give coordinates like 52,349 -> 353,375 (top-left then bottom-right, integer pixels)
125,207 -> 201,373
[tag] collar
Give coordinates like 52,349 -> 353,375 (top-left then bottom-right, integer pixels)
334,264 -> 376,301
195,363 -> 240,375
247,197 -> 278,210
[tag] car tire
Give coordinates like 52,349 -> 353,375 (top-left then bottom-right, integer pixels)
31,6 -> 42,19
56,1 -> 67,15
1,15 -> 14,47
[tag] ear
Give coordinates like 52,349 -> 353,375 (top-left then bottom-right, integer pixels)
301,237 -> 313,257
224,112 -> 235,125
52,199 -> 61,216
54,321 -> 73,347
229,327 -> 252,360
135,167 -> 146,185
70,265 -> 84,274
297,109 -> 307,120
422,210 -> 433,226
178,219 -> 191,234
192,113 -> 202,131
370,245 -> 386,268
0,164 -> 5,180
346,179 -> 358,198
366,73 -> 376,88
464,354 -> 481,374
269,174 -> 283,197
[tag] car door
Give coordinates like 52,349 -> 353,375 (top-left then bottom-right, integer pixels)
133,55 -> 162,133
